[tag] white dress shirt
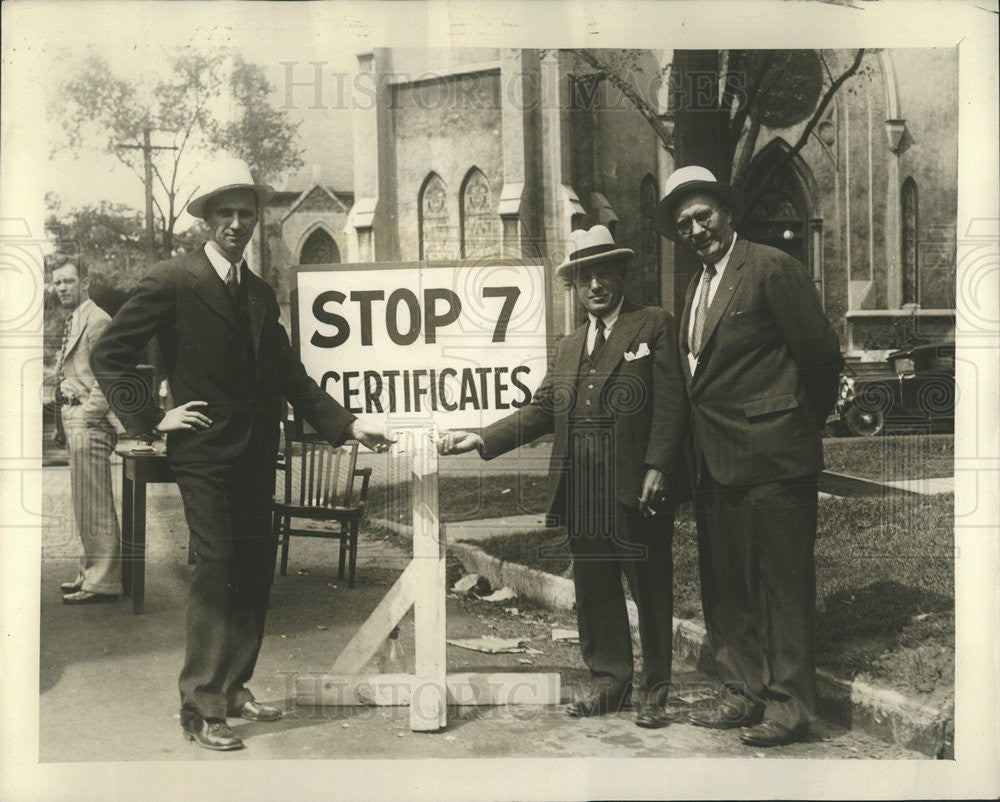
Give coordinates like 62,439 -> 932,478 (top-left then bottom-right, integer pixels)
204,242 -> 243,285
687,234 -> 738,374
587,297 -> 624,355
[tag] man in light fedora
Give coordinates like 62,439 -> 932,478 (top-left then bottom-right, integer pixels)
438,225 -> 688,728
92,156 -> 394,751
656,166 -> 842,746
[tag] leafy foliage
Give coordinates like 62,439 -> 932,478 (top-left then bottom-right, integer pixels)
54,50 -> 303,257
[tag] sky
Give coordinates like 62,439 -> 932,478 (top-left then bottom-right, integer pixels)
39,7 -> 359,231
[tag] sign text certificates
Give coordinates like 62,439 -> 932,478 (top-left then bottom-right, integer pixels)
293,261 -> 549,429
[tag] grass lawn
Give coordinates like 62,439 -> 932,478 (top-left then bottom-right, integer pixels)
363,435 -> 955,699
464,494 -> 954,700
822,433 -> 953,481
365,435 -> 955,526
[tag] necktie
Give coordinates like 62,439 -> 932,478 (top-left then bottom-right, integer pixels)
691,264 -> 716,358
225,262 -> 240,300
55,312 -> 74,383
590,317 -> 606,359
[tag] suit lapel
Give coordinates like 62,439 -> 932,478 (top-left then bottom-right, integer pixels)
558,324 -> 589,376
62,300 -> 89,357
696,238 -> 747,360
679,274 -> 699,385
592,302 -> 643,374
187,249 -> 241,333
245,271 -> 268,356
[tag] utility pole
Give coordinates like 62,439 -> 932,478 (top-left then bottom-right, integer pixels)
114,126 -> 178,410
115,126 -> 177,262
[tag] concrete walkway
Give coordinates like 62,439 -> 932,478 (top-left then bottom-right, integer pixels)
36,464 -> 922,767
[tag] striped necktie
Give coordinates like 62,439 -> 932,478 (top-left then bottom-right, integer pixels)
225,262 -> 240,299
691,264 -> 717,358
55,312 -> 74,383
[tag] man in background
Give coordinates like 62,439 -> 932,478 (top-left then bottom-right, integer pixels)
51,254 -> 123,605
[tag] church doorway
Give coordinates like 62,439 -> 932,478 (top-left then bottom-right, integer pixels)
740,141 -> 816,270
299,227 -> 340,265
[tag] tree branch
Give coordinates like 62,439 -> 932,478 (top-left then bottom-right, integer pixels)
569,49 -> 674,154
742,48 -> 865,210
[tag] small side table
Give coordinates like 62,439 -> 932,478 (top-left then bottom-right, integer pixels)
116,442 -> 175,614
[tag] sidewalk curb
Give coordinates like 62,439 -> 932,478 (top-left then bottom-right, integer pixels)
445,534 -> 952,759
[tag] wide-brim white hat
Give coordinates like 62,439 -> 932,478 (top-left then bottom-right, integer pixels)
555,225 -> 633,280
186,157 -> 274,220
654,165 -> 744,241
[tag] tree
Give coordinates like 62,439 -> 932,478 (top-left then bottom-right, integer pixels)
566,48 -> 866,205
54,50 -> 304,258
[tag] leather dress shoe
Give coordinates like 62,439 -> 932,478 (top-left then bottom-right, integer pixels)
567,686 -> 631,718
688,698 -> 763,729
635,703 -> 672,729
183,716 -> 244,751
739,719 -> 806,747
62,590 -> 118,605
60,581 -> 82,594
229,699 -> 282,722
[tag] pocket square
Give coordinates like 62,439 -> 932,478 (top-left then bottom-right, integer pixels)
624,342 -> 651,361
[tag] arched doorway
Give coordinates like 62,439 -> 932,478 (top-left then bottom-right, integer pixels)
299,228 -> 340,265
741,140 -> 816,269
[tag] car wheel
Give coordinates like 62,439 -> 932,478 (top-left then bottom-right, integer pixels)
843,405 -> 885,437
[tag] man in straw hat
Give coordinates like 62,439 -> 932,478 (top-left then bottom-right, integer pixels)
656,165 -> 842,746
438,225 -> 688,729
93,156 -> 394,751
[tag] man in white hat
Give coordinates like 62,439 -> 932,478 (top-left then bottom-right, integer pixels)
656,166 -> 842,746
438,225 -> 688,728
92,157 -> 394,751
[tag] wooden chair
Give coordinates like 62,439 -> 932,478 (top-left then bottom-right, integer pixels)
272,420 -> 372,588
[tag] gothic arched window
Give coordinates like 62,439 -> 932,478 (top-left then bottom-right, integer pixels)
460,168 -> 500,259
419,173 -> 454,261
299,228 -> 340,265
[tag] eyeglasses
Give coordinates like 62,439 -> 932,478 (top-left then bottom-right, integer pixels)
675,207 -> 720,235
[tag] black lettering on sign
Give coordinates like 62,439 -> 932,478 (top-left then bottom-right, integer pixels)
438,367 -> 458,411
320,370 -> 341,394
311,291 -> 349,348
342,371 -> 361,413
424,288 -> 461,343
459,368 -> 480,410
363,370 -> 384,413
510,365 -> 532,408
350,290 -> 385,345
482,286 -> 520,342
386,289 -> 421,345
493,366 -> 510,410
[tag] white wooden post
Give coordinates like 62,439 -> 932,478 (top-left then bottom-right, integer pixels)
406,427 -> 448,731
293,425 -> 561,727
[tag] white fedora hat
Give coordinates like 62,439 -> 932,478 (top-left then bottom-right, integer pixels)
654,165 -> 744,241
555,225 -> 633,280
186,156 -> 274,220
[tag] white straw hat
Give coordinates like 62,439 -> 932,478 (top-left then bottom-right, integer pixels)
554,225 -> 633,280
654,165 -> 744,241
186,157 -> 274,220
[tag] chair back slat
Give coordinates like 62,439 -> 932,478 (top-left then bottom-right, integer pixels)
281,420 -> 362,511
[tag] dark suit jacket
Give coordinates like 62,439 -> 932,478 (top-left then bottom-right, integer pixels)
91,247 -> 355,465
679,238 -> 842,486
481,301 -> 688,516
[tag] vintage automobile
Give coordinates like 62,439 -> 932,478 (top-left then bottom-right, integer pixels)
830,342 -> 956,437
